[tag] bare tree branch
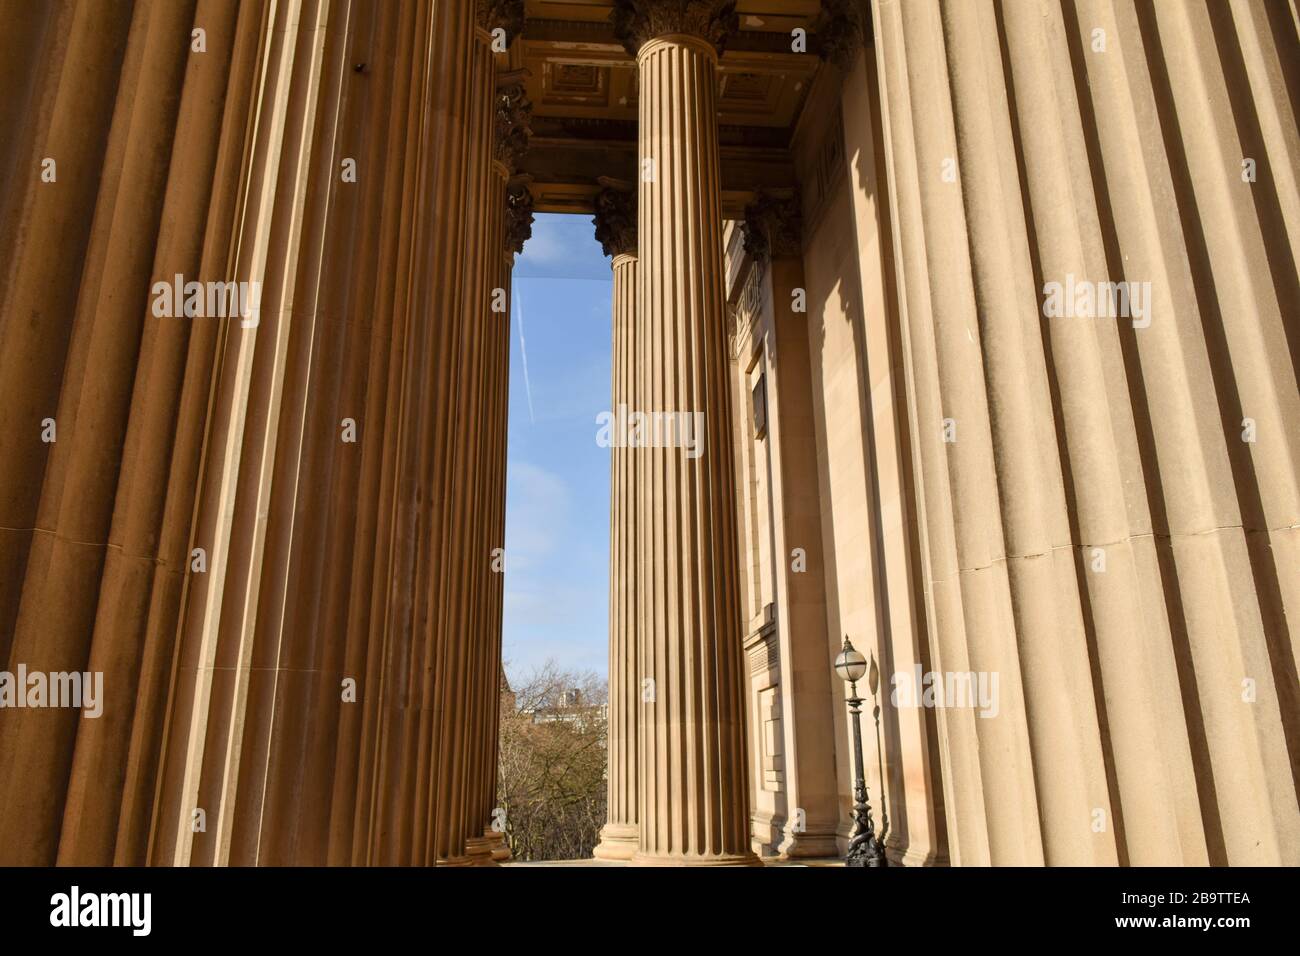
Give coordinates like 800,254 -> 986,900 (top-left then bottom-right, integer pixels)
497,662 -> 609,861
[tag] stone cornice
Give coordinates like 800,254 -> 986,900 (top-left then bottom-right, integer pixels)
741,193 -> 802,262
494,83 -> 532,175
610,0 -> 740,58
593,188 -> 638,258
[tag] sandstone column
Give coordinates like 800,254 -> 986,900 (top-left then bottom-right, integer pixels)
870,0 -> 1300,864
466,72 -> 531,866
484,178 -> 533,864
422,13 -> 498,867
831,17 -> 950,867
613,0 -> 758,866
322,0 -> 479,867
0,0 -> 252,865
0,0 -> 526,867
592,186 -> 641,861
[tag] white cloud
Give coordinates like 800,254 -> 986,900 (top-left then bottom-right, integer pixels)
504,461 -> 571,565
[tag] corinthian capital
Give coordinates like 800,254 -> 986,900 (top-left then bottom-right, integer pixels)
476,0 -> 525,44
610,0 -> 740,58
505,181 -> 535,255
494,84 -> 532,175
741,193 -> 802,262
592,188 -> 638,258
812,0 -> 866,71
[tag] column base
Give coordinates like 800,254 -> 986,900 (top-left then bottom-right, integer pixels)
436,854 -> 476,867
465,835 -> 496,866
777,828 -> 842,859
486,828 -> 511,862
592,822 -> 638,861
629,850 -> 762,867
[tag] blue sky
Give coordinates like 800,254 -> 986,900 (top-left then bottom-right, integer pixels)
502,213 -> 611,681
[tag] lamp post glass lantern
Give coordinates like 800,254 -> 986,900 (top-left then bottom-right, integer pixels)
835,635 -> 887,867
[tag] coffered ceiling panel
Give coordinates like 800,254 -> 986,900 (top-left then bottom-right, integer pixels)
511,1 -> 835,214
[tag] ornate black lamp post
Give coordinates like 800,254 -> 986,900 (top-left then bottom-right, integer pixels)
834,635 -> 887,867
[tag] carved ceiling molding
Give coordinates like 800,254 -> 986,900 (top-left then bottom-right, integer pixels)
525,16 -> 813,55
610,0 -> 740,58
592,187 -> 638,258
741,192 -> 803,262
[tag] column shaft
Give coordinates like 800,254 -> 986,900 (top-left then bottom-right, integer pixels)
633,33 -> 756,865
871,0 -> 1300,864
422,26 -> 495,866
0,0 -> 517,867
452,30 -> 503,865
595,251 -> 641,859
0,0 -> 243,866
480,227 -> 514,864
480,171 -> 528,863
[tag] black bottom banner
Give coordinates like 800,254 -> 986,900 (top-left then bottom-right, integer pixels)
0,864 -> 1279,944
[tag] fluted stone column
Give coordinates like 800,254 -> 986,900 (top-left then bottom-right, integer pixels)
421,15 -> 501,867
0,0 -> 248,865
592,187 -> 640,861
484,179 -> 532,863
321,0 -> 483,867
613,0 -> 758,866
0,0 -> 508,866
871,0 -> 1300,864
477,222 -> 513,865
466,72 -> 531,867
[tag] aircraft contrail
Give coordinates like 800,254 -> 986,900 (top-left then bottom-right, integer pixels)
515,284 -> 536,425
